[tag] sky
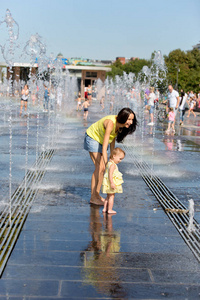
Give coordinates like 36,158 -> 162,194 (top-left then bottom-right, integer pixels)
0,0 -> 199,62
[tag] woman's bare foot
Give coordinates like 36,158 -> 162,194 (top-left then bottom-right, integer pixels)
90,196 -> 105,206
107,210 -> 117,214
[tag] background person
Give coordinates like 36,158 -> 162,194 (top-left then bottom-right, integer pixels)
165,107 -> 175,135
146,87 -> 156,126
179,89 -> 187,125
82,98 -> 90,120
167,85 -> 180,125
43,85 -> 49,112
187,96 -> 196,118
20,84 -> 29,116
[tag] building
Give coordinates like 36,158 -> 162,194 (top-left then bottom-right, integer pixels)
116,57 -> 126,65
1,62 -> 111,97
130,57 -> 139,61
193,41 -> 200,51
63,65 -> 111,97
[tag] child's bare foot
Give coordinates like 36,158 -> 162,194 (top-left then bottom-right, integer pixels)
102,209 -> 107,213
107,210 -> 117,214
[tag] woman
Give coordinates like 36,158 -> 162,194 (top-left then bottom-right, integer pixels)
84,107 -> 137,205
179,89 -> 187,125
87,85 -> 92,103
20,84 -> 29,116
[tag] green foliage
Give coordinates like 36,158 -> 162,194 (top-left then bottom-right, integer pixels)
107,49 -> 200,93
107,58 -> 150,79
164,48 -> 200,92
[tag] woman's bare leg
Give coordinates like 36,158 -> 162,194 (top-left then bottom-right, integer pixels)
89,152 -> 105,205
150,112 -> 153,123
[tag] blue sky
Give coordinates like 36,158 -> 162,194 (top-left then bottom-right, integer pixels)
0,0 -> 199,62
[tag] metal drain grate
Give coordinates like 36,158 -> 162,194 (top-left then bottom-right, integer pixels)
124,145 -> 200,262
0,149 -> 55,276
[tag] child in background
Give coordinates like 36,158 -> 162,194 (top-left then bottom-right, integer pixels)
187,96 -> 196,118
102,148 -> 125,214
165,107 -> 175,135
76,93 -> 82,111
82,98 -> 90,120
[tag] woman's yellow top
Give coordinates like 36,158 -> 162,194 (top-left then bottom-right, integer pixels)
86,115 -> 117,145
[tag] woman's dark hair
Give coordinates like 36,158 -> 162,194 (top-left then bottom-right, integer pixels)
180,90 -> 184,98
116,107 -> 138,143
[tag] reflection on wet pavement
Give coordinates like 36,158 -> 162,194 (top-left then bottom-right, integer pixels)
1,102 -> 200,298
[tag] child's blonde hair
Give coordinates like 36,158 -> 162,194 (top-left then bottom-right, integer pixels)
150,87 -> 154,93
110,147 -> 125,159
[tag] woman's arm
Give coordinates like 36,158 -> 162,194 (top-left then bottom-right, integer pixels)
102,120 -> 114,167
109,163 -> 116,190
110,138 -> 115,154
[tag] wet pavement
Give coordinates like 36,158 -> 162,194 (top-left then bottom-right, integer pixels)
0,99 -> 200,299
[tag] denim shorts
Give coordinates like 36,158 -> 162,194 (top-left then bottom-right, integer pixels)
84,133 -> 103,153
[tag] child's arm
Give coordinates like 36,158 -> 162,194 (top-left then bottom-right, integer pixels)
109,163 -> 116,190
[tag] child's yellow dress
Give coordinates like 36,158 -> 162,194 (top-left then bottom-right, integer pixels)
102,161 -> 123,194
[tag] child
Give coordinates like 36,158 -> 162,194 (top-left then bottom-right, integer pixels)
102,148 -> 125,214
82,98 -> 90,120
76,93 -> 82,111
165,107 -> 175,135
187,96 -> 196,118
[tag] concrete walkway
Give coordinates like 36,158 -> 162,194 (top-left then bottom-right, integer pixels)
0,102 -> 200,299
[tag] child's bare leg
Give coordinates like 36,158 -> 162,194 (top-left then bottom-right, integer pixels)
24,102 -> 27,113
20,101 -> 23,115
102,196 -> 108,213
107,194 -> 116,214
192,110 -> 196,117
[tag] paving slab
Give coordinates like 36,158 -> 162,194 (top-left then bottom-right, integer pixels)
0,100 -> 200,299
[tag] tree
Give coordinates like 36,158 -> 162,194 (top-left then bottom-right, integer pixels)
106,58 -> 150,79
164,48 -> 200,92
